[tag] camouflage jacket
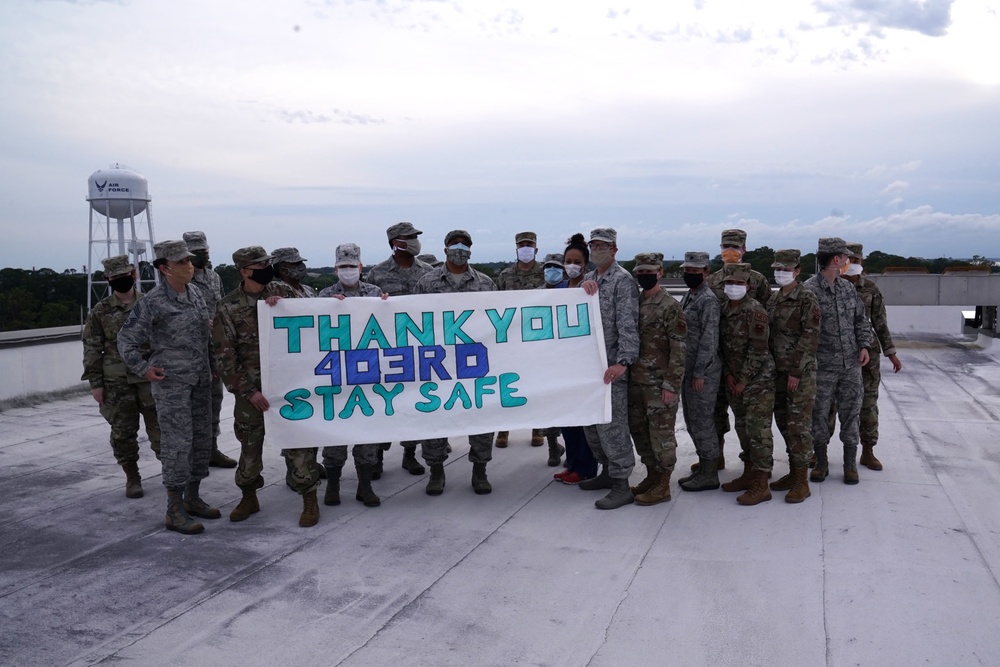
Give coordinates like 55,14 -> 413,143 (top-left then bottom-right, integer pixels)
708,266 -> 772,307
496,262 -> 545,291
719,296 -> 775,386
584,262 -> 639,365
414,265 -> 497,294
632,289 -> 687,392
767,282 -> 821,377
277,281 -> 316,298
680,282 -> 722,379
318,281 -> 384,298
81,290 -> 150,387
365,256 -> 433,296
190,267 -> 225,316
117,281 -> 215,385
803,275 -> 873,370
213,282 -> 296,400
851,275 -> 895,357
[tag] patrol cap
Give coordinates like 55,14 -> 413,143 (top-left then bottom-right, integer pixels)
681,251 -> 710,269
444,229 -> 473,246
771,249 -> 801,269
515,231 -> 537,244
633,252 -> 663,272
386,222 -> 422,240
541,252 -> 564,268
155,240 -> 195,263
721,229 -> 747,246
416,253 -> 443,267
846,242 -> 864,261
335,243 -> 362,267
271,247 -> 307,265
817,237 -> 850,255
101,254 -> 133,277
590,227 -> 617,245
232,246 -> 272,269
723,262 -> 751,282
182,231 -> 209,251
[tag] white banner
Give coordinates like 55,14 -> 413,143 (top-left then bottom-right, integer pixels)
259,289 -> 611,446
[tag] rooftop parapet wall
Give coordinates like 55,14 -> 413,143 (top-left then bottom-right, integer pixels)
868,274 -> 1000,307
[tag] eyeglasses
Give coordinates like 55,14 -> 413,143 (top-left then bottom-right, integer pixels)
589,241 -> 611,250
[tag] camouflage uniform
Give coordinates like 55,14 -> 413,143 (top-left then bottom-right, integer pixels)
679,254 -> 722,462
718,264 -> 775,472
272,247 -> 317,298
848,273 -> 895,448
82,277 -> 161,464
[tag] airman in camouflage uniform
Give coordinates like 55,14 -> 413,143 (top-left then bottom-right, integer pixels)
272,246 -> 317,298
717,262 -> 776,506
317,243 -> 385,509
82,254 -> 161,499
365,222 -> 434,477
184,231 -> 238,470
803,237 -> 873,485
677,251 -> 723,492
766,249 -> 821,503
413,229 -> 497,496
706,229 -> 773,470
578,227 -> 640,510
627,252 -> 686,506
213,246 -> 300,524
118,240 -> 219,535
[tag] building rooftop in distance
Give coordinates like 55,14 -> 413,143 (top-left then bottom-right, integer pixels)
2,331 -> 1000,666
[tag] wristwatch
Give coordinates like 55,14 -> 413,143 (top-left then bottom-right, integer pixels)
617,360 -> 631,367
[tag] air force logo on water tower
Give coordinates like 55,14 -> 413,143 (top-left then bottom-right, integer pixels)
94,180 -> 131,194
95,180 -> 107,193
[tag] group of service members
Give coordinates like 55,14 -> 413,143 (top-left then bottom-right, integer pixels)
82,223 -> 900,534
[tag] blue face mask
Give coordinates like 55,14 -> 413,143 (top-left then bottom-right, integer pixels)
544,267 -> 564,285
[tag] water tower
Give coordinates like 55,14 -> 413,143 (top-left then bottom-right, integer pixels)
86,164 -> 157,308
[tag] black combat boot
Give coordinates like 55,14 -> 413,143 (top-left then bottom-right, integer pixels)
595,478 -> 635,510
355,464 -> 381,507
471,462 -> 492,495
324,465 -> 342,506
184,481 -> 221,519
165,488 -> 204,534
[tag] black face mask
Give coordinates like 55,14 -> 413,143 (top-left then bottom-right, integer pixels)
683,272 -> 704,289
250,265 -> 274,286
636,274 -> 659,291
190,252 -> 209,269
109,275 -> 135,294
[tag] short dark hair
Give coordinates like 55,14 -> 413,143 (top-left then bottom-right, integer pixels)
816,252 -> 837,270
153,258 -> 168,269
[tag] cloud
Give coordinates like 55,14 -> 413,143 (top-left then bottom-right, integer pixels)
881,180 -> 910,195
714,27 -> 753,43
277,110 -> 385,125
814,0 -> 955,37
865,160 -> 923,178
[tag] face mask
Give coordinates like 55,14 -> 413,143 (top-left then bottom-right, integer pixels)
190,251 -> 209,269
774,270 -> 795,286
590,247 -> 613,268
683,272 -> 704,289
724,284 -> 748,300
517,246 -> 536,263
544,267 -> 564,285
338,267 -> 360,286
395,239 -> 421,256
250,265 -> 274,286
281,264 -> 307,282
636,274 -> 659,291
845,263 -> 864,276
447,244 -> 471,266
721,248 -> 742,264
109,274 -> 135,293
564,263 -> 583,279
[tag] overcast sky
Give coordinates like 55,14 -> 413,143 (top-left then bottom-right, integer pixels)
1,0 -> 998,271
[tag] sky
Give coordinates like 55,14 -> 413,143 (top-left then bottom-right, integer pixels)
1,0 -> 998,271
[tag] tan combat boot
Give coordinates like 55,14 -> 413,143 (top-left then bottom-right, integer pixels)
721,460 -> 753,492
230,475 -> 264,522
769,466 -> 794,491
736,470 -> 772,506
859,444 -> 883,470
530,429 -> 545,446
165,488 -> 204,534
630,466 -> 659,496
122,461 -> 143,499
495,431 -> 509,448
635,470 -> 672,506
784,465 -> 811,504
299,489 -> 320,527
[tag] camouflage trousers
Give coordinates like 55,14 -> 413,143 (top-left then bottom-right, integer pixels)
628,382 -> 678,473
713,381 -> 731,438
211,375 -> 223,442
99,380 -> 161,465
232,395 -> 267,490
812,364 -> 863,454
774,370 -> 816,467
322,443 -> 382,468
421,434 -> 493,466
150,378 -> 212,489
285,447 -> 322,495
681,366 -> 721,461
726,376 -> 775,472
584,375 -> 635,480
827,354 -> 881,446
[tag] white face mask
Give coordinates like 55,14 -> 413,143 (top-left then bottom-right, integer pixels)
564,263 -> 583,278
845,263 -> 864,276
724,284 -> 748,301
516,246 -> 536,263
774,270 -> 795,286
337,267 -> 360,286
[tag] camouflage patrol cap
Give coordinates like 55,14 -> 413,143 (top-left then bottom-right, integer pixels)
590,227 -> 617,245
771,249 -> 801,269
416,253 -> 443,267
723,262 -> 751,282
633,252 -> 663,272
721,229 -> 747,246
101,254 -> 133,277
681,251 -> 710,268
444,229 -> 473,246
335,243 -> 362,267
541,252 -> 564,268
182,231 -> 209,251
817,237 -> 850,255
515,231 -> 537,244
846,242 -> 864,260
232,246 -> 272,269
386,221 -> 422,240
271,247 -> 307,265
154,240 -> 195,263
